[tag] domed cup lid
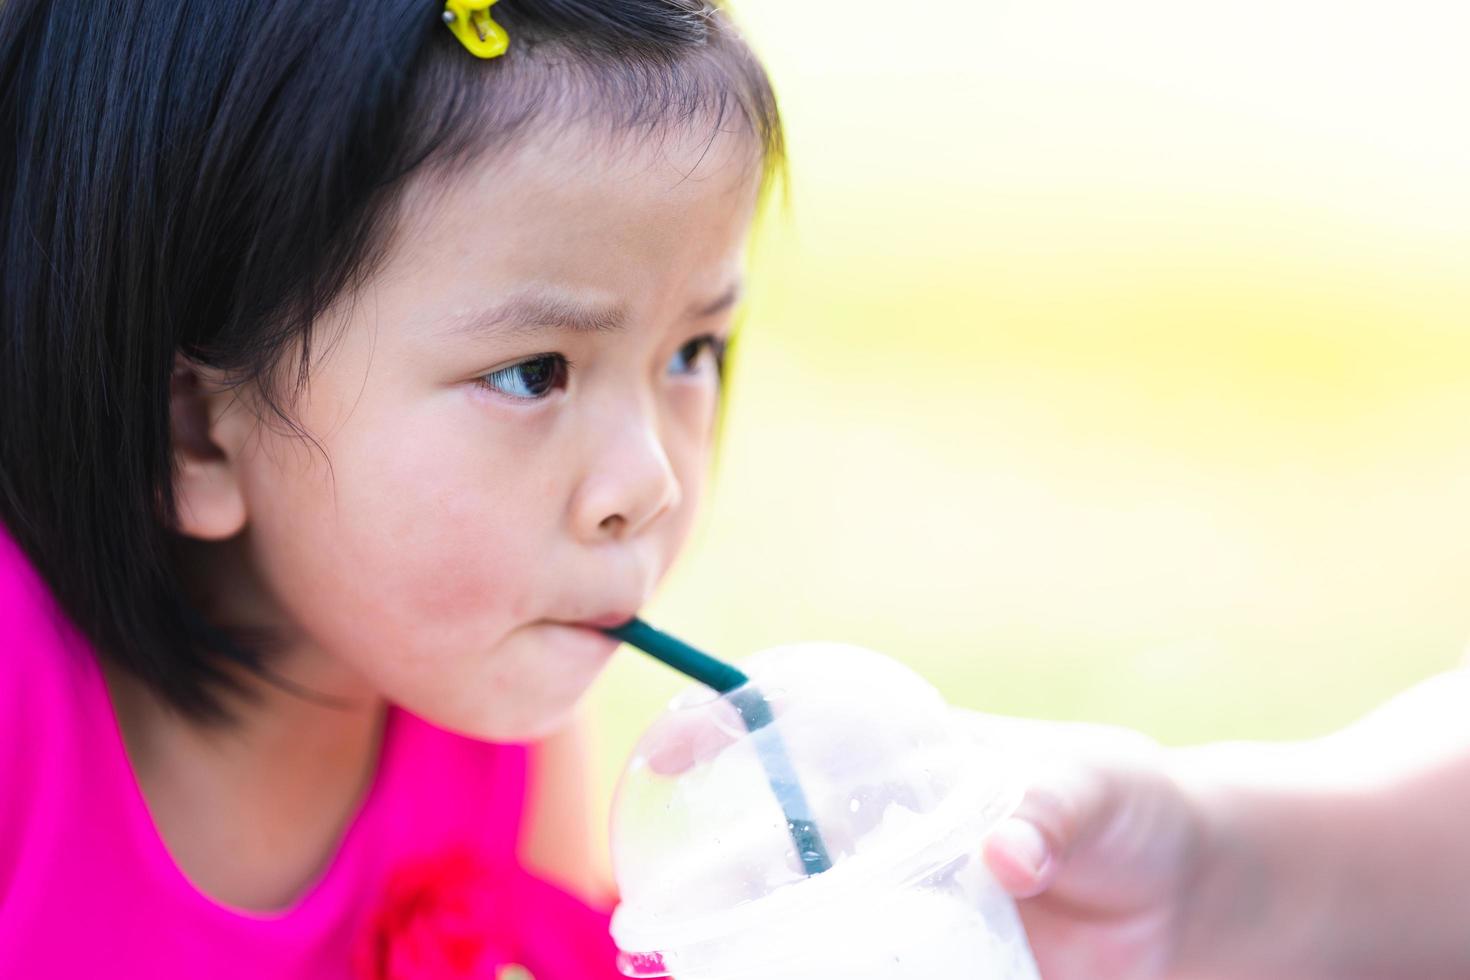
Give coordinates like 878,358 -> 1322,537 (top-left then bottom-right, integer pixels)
609,643 -> 1023,977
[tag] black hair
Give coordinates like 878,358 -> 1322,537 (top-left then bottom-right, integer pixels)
0,0 -> 782,717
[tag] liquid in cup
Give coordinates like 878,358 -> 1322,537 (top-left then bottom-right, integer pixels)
609,643 -> 1041,979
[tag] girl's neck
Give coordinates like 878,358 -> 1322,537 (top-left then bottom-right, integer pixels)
106,655 -> 387,913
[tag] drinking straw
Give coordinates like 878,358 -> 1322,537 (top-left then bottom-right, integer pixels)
604,618 -> 748,694
603,618 -> 834,876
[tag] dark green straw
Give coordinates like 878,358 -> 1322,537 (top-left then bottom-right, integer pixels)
604,618 -> 834,876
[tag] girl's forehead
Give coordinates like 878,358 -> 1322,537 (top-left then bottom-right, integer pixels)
386,121 -> 763,280
344,122 -> 760,350
416,120 -> 760,220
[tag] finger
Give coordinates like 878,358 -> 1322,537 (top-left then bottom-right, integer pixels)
984,817 -> 1055,898
985,764 -> 1109,898
642,701 -> 747,776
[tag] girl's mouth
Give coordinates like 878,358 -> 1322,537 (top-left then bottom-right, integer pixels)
569,610 -> 640,631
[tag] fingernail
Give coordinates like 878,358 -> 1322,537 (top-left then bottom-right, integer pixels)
994,818 -> 1050,879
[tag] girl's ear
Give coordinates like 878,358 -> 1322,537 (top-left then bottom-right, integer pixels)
169,354 -> 248,541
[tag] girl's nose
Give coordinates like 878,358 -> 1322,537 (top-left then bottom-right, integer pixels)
570,420 -> 682,544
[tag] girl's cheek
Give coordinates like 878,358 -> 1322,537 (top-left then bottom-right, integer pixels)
262,422 -> 538,639
359,454 -> 541,621
664,442 -> 711,547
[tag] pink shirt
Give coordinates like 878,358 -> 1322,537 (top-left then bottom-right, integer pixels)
0,527 -> 623,979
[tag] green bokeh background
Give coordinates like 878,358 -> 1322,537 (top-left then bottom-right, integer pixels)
586,0 -> 1470,849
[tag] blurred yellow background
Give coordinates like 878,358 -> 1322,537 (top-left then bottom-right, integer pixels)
586,0 -> 1470,835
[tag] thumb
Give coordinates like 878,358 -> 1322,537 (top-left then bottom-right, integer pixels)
960,712 -> 1163,900
984,763 -> 1109,899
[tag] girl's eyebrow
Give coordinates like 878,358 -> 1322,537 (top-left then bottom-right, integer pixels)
442,279 -> 743,341
448,289 -> 629,339
693,280 -> 743,318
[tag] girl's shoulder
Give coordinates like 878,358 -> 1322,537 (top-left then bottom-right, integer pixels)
0,524 -> 98,904
0,525 -> 88,717
0,523 -> 77,709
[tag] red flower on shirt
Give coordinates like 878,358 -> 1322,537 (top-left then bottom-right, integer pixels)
355,845 -> 529,980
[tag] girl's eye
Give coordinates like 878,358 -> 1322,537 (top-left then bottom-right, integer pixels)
668,335 -> 727,377
477,354 -> 569,400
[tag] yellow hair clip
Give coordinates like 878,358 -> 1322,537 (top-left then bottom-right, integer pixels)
442,0 -> 509,59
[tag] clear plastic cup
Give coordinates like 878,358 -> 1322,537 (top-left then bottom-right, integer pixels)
609,643 -> 1040,980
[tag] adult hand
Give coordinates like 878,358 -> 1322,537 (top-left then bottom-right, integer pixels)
967,715 -> 1203,980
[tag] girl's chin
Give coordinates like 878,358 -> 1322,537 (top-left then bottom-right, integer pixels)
413,623 -> 620,743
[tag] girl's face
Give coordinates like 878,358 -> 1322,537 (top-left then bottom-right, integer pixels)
207,123 -> 761,740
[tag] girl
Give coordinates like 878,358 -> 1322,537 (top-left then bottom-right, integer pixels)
0,1 -> 781,977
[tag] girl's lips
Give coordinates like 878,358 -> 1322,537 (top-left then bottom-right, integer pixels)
571,611 -> 639,630
543,622 -> 622,662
